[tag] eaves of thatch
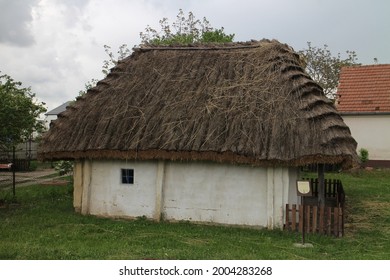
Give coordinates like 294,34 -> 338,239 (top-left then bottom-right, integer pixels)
38,39 -> 358,168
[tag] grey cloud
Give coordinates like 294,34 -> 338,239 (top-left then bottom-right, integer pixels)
61,0 -> 91,29
0,0 -> 38,46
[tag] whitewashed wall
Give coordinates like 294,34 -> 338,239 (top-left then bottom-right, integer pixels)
342,114 -> 390,160
73,159 -> 299,229
75,160 -> 159,219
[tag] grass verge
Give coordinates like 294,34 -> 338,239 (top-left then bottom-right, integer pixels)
0,169 -> 389,260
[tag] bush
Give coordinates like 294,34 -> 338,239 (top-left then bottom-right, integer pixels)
54,161 -> 73,175
358,148 -> 369,164
28,160 -> 38,171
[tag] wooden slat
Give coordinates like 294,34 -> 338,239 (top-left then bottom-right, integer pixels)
312,206 -> 318,233
319,206 -> 324,233
324,179 -> 328,197
284,201 -> 344,237
314,178 -> 318,196
337,207 -> 343,237
326,207 -> 332,235
285,204 -> 290,229
332,179 -> 337,197
292,204 -> 297,231
333,207 -> 339,236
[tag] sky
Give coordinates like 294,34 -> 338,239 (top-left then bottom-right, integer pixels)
1,0 -> 389,113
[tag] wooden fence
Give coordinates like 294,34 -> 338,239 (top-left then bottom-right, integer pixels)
305,178 -> 345,207
285,204 -> 344,237
284,178 -> 345,237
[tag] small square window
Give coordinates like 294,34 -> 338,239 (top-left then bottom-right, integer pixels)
121,169 -> 134,184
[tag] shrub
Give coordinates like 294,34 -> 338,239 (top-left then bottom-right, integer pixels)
54,161 -> 73,175
28,160 -> 38,171
358,148 -> 369,164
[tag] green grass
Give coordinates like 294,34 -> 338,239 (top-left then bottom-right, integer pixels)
0,169 -> 389,260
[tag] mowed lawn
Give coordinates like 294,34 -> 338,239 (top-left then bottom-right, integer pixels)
0,169 -> 389,260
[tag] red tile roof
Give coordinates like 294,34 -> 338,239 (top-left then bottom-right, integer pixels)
336,64 -> 390,113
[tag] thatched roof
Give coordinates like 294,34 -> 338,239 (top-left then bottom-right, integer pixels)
38,39 -> 358,168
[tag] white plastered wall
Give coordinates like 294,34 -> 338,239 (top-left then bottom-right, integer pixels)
73,159 -> 299,228
74,160 -> 160,219
342,114 -> 390,160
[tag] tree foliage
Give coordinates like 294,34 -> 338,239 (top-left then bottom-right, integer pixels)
0,73 -> 46,149
139,9 -> 234,45
299,42 -> 359,100
79,10 -> 234,96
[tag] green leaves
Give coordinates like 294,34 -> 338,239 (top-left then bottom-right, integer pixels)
298,42 -> 359,100
79,10 -> 235,98
358,148 -> 369,164
201,28 -> 235,43
54,161 -> 74,175
0,73 -> 46,148
139,9 -> 235,45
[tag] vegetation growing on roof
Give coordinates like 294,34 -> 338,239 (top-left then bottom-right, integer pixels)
78,10 -> 234,97
139,9 -> 234,45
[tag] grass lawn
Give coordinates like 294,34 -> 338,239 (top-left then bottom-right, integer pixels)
0,169 -> 389,260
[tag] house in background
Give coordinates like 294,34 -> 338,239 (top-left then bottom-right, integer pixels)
336,64 -> 390,168
38,40 -> 358,229
44,101 -> 71,129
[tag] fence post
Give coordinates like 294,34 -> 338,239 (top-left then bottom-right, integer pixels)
333,207 -> 339,237
326,207 -> 332,235
292,204 -> 297,231
312,206 -> 318,233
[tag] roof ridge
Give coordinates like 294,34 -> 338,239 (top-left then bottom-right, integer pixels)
342,64 -> 390,69
135,39 -> 283,51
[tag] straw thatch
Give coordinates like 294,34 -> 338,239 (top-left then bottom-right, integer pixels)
38,39 -> 358,168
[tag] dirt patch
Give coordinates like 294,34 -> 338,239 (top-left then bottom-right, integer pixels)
345,200 -> 390,235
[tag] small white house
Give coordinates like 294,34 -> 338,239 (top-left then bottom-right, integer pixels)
337,64 -> 390,167
44,101 -> 71,129
39,40 -> 358,229
73,160 -> 298,228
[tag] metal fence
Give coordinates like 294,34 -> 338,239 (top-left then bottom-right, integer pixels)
0,163 -> 70,202
0,142 -> 70,200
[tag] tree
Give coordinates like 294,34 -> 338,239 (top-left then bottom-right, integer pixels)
298,42 -> 359,100
139,9 -> 234,45
0,73 -> 46,149
79,10 -> 234,96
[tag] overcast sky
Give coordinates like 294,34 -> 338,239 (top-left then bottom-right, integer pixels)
1,0 -> 389,113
